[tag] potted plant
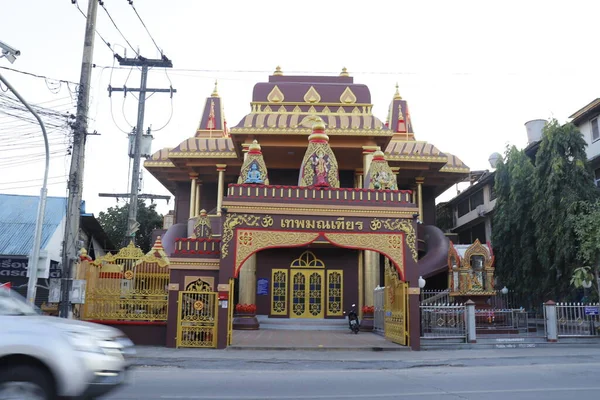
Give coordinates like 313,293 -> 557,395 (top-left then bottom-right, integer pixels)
360,305 -> 374,331
232,303 -> 260,330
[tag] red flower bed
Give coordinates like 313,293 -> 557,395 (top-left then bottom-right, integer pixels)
235,304 -> 257,314
362,306 -> 374,314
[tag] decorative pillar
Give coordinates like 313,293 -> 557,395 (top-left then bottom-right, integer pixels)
358,251 -> 363,318
216,164 -> 226,216
545,300 -> 558,342
362,146 -> 379,308
465,300 -> 477,343
416,177 -> 425,221
238,254 -> 257,305
189,173 -> 198,219
195,182 -> 202,218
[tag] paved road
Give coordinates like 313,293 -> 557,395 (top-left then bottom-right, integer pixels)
107,358 -> 600,399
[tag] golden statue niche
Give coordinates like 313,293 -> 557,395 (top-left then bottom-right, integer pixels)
448,240 -> 495,301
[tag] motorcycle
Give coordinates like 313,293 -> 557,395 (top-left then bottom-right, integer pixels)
346,303 -> 360,334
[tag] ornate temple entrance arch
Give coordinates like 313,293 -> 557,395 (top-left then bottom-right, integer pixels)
216,212 -> 420,349
221,214 -> 417,281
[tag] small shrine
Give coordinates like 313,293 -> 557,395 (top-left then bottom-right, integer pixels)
447,240 -> 495,305
298,118 -> 340,188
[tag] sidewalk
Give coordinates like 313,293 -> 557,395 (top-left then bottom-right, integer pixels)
131,345 -> 600,365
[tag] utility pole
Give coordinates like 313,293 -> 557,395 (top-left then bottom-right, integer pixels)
108,56 -> 175,245
60,0 -> 97,318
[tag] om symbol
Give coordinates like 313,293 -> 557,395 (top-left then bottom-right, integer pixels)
261,216 -> 274,228
239,231 -> 253,246
124,270 -> 134,280
370,219 -> 382,231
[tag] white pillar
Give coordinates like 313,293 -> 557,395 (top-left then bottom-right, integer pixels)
416,177 -> 424,222
195,182 -> 201,218
189,174 -> 197,219
216,164 -> 226,216
465,300 -> 477,343
545,300 -> 558,342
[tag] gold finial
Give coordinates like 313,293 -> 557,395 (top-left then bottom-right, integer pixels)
373,150 -> 386,159
80,248 -> 87,256
212,80 -> 219,97
200,209 -> 207,216
312,116 -> 326,131
249,139 -> 261,152
340,67 -> 349,77
274,66 -> 283,76
394,83 -> 402,100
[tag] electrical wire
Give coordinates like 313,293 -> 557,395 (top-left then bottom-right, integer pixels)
0,66 -> 79,86
128,2 -> 162,56
73,0 -> 114,56
100,3 -> 139,57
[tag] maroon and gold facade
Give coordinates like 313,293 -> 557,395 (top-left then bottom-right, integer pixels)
144,69 -> 470,350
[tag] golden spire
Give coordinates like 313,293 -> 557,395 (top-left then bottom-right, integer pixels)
211,80 -> 219,97
340,67 -> 349,77
394,83 -> 402,100
274,66 -> 283,76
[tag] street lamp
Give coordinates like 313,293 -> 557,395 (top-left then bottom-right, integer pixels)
418,276 -> 426,289
501,286 -> 509,295
0,40 -> 50,306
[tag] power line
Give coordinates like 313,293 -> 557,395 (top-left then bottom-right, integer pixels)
100,2 -> 139,57
73,0 -> 113,55
0,66 -> 79,86
128,1 -> 162,56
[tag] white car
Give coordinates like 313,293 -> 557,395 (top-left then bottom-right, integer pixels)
0,287 -> 134,399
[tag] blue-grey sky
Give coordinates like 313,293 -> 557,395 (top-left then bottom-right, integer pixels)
1,0 -> 598,216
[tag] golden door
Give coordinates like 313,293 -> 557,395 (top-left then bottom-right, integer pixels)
290,269 -> 324,318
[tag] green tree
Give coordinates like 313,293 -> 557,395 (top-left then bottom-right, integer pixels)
533,119 -> 597,301
492,146 -> 539,307
97,200 -> 164,253
435,202 -> 453,232
569,200 -> 600,300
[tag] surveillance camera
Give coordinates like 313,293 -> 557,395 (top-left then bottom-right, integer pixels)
0,41 -> 21,64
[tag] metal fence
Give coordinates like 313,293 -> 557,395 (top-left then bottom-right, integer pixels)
420,290 -> 450,304
420,303 -> 466,339
374,286 -> 385,333
475,308 -> 528,333
555,303 -> 600,337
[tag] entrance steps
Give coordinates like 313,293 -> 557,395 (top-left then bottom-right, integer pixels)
257,315 -> 347,331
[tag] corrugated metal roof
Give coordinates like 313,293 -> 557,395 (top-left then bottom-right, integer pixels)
0,194 -> 68,256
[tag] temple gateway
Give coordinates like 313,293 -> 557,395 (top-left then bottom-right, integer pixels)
86,67 -> 470,350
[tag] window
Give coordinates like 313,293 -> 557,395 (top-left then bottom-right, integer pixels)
457,199 -> 470,217
592,118 -> 600,142
470,190 -> 484,209
595,168 -> 600,188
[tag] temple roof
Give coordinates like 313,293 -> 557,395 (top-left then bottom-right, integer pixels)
231,68 -> 389,137
169,137 -> 237,159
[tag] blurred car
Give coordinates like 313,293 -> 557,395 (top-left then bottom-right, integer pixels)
0,286 -> 134,399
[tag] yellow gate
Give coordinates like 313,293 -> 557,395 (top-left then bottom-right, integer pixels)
384,259 -> 408,346
177,290 -> 218,348
227,278 -> 234,346
82,240 -> 169,321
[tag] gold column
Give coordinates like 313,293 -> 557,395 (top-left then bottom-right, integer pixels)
358,251 -> 363,319
188,174 -> 198,218
416,177 -> 425,221
362,147 -> 380,306
216,164 -> 227,216
239,254 -> 257,305
195,182 -> 202,218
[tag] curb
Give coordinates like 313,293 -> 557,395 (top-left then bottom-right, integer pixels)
227,346 -> 411,352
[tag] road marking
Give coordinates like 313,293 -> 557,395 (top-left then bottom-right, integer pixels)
160,386 -> 600,399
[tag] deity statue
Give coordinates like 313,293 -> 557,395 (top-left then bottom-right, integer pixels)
312,152 -> 329,187
244,163 -> 263,184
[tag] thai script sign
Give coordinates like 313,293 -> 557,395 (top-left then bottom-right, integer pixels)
280,217 -> 363,231
0,257 -> 61,279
